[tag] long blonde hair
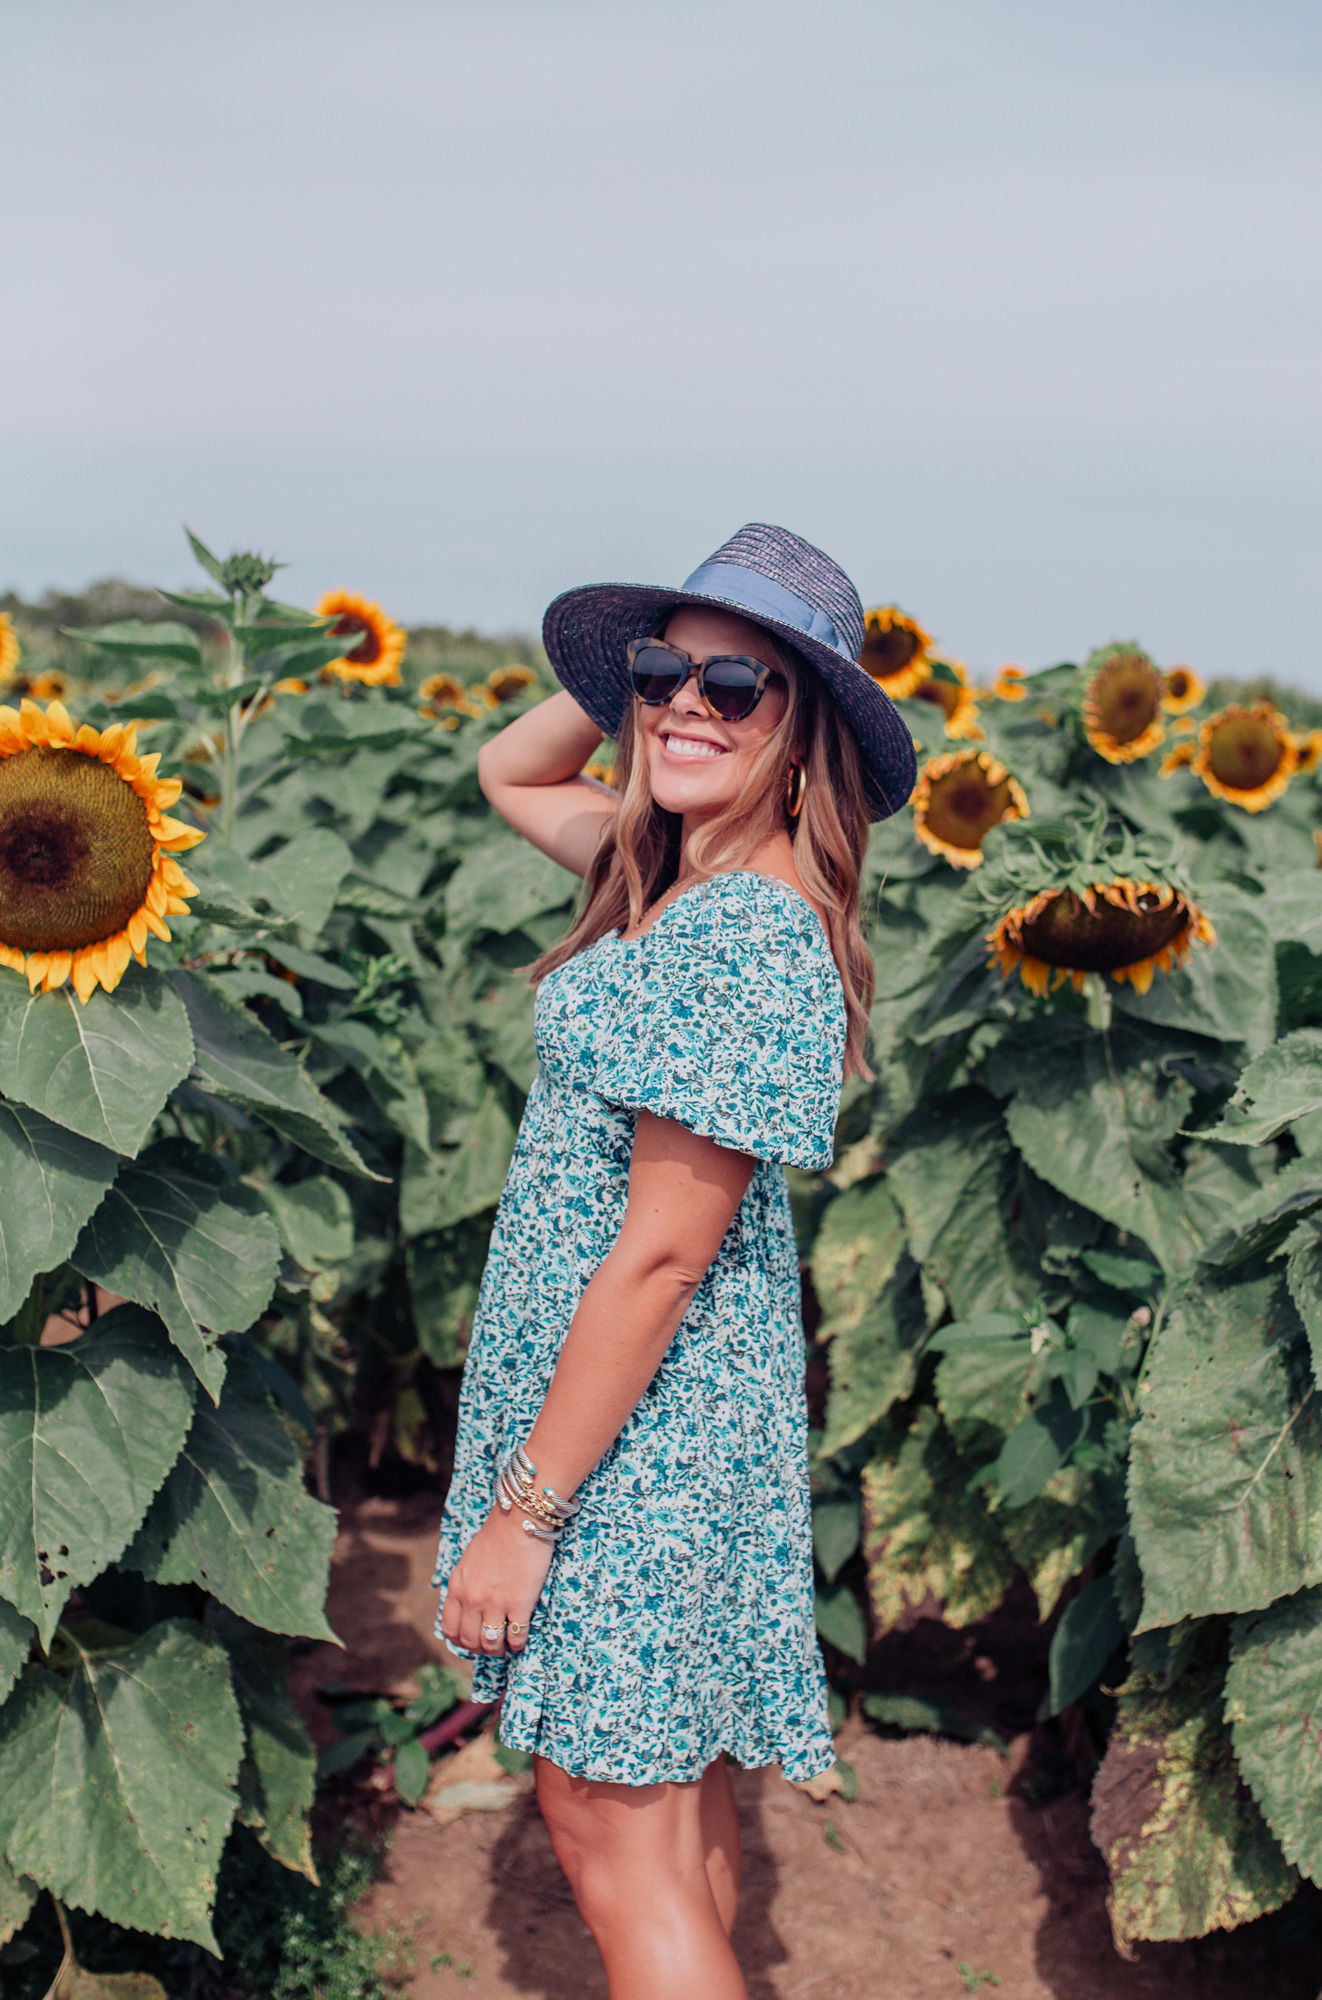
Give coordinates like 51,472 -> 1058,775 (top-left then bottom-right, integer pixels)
531,648 -> 876,1076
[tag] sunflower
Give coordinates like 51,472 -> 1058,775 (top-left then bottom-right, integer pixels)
1080,643 -> 1166,763
316,590 -> 407,687
418,672 -> 466,715
991,665 -> 1027,702
488,664 -> 537,703
0,613 -> 20,686
988,880 -> 1215,996
1295,730 -> 1322,775
0,699 -> 205,1002
860,607 -> 934,700
1161,663 -> 1204,714
911,654 -> 984,741
1164,700 -> 1298,811
582,759 -> 617,787
910,749 -> 1029,869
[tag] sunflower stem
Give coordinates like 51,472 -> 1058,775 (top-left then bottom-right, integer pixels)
1083,973 -> 1113,1031
219,587 -> 254,844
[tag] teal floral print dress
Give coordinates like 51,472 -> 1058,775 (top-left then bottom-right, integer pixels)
433,870 -> 843,1784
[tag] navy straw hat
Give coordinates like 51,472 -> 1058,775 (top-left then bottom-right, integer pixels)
542,523 -> 917,822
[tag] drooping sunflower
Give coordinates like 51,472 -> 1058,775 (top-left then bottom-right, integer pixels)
0,613 -> 20,686
1080,643 -> 1166,763
1162,700 -> 1298,811
990,665 -> 1027,702
974,810 -> 1214,998
0,699 -> 205,1002
1161,663 -> 1204,714
316,590 -> 407,687
860,607 -> 934,700
910,749 -> 1029,869
911,653 -> 984,741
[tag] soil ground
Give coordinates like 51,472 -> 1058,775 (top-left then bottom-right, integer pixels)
292,1486 -> 1322,2000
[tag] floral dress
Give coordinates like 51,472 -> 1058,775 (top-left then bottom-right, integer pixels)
432,870 -> 843,1785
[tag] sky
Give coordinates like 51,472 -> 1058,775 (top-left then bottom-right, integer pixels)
2,0 -> 1320,684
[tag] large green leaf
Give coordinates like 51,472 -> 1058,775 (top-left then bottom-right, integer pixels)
311,1019 -> 430,1152
0,1102 -> 120,1323
211,1609 -> 317,1880
1090,1658 -> 1295,1947
1129,1268 -> 1322,1629
1226,1586 -> 1322,1885
444,830 -> 577,947
256,830 -> 353,937
0,1596 -> 34,1704
262,1176 -> 354,1273
994,1018 -> 1199,1274
820,1264 -> 927,1456
0,1622 -> 243,1950
173,971 -> 378,1178
124,1354 -> 337,1641
1203,1028 -> 1322,1148
0,1307 -> 195,1644
401,1084 -> 517,1236
810,1178 -> 906,1338
1114,885 -> 1276,1056
0,1854 -> 38,1946
887,1091 -> 1034,1316
1287,1220 -> 1322,1385
861,1409 -> 1017,1631
72,1141 -> 280,1400
406,1217 -> 492,1367
0,967 -> 194,1157
1048,1575 -> 1124,1713
813,1585 -> 867,1664
64,619 -> 202,666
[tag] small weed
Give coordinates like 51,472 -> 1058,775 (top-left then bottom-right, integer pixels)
823,1818 -> 846,1853
957,1964 -> 1001,1992
430,1950 -> 475,1978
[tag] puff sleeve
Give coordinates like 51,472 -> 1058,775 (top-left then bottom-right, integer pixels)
593,875 -> 844,1170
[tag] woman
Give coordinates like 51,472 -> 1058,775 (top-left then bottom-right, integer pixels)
435,524 -> 915,1997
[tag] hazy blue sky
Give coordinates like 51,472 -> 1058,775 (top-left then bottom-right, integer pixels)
3,0 -> 1320,683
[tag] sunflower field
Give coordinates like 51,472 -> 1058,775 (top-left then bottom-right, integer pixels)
4,549 -> 1322,1982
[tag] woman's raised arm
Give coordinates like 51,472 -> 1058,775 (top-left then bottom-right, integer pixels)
477,688 -> 619,878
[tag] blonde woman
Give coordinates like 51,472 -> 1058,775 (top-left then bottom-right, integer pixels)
436,525 -> 914,1998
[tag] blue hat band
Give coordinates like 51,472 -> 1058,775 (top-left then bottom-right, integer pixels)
680,562 -> 852,662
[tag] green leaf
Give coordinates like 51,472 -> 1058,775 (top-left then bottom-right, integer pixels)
1129,1268 -> 1322,1630
810,1178 -> 906,1341
1197,1157 -> 1322,1270
211,1609 -> 317,1879
310,1020 -> 430,1152
997,1019 -> 1199,1274
174,971 -> 379,1178
0,1621 -> 243,1951
812,1497 -> 861,1584
819,1264 -> 927,1456
393,1737 -> 431,1808
1079,1248 -> 1161,1296
887,1091 -> 1035,1316
0,1307 -> 195,1644
184,528 -> 228,586
1048,1576 -> 1125,1713
73,1141 -> 280,1399
256,830 -> 354,937
401,1085 -> 516,1234
261,1176 -> 354,1272
1090,1658 -> 1295,1948
62,619 -> 202,666
405,1219 -> 492,1368
1203,1029 -> 1322,1147
0,1853 -> 38,1946
862,1693 -> 1008,1753
0,966 -> 194,1156
0,1102 -> 120,1322
124,1353 -> 337,1641
211,969 -> 304,1020
1226,1586 -> 1322,1887
991,1390 -> 1087,1508
861,1409 -> 1017,1631
996,1463 -> 1126,1621
1287,1221 -> 1322,1385
262,939 -> 358,990
1114,885 -> 1276,1056
0,1596 -> 34,1705
936,1337 -> 1041,1460
813,1584 -> 868,1664
443,829 -> 577,947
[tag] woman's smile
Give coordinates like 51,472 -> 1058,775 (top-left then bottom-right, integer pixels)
659,729 -> 730,762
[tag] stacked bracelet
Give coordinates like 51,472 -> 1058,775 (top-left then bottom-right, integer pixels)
497,1442 -> 580,1545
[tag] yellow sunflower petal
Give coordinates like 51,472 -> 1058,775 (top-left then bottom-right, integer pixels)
41,952 -> 72,992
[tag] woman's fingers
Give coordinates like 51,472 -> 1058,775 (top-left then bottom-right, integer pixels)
506,1614 -> 531,1654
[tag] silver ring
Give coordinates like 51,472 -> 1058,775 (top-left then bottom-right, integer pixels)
480,1621 -> 505,1642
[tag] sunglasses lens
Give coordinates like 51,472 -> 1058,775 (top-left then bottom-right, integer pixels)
700,657 -> 763,720
630,645 -> 687,703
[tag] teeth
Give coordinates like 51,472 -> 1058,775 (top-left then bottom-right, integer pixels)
664,735 -> 724,759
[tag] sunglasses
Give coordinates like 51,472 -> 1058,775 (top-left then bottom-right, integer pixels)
627,637 -> 785,724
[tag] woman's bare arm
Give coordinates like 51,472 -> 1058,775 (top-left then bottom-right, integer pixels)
440,1110 -> 755,1655
477,688 -> 619,878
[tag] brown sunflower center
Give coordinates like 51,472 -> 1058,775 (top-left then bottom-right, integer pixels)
0,747 -> 155,953
334,615 -> 382,666
915,678 -> 960,719
1019,889 -> 1190,972
861,626 -> 919,679
1207,716 -> 1283,792
1166,669 -> 1194,702
925,766 -> 1012,850
1090,654 -> 1162,744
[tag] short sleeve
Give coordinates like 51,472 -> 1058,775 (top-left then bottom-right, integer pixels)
593,876 -> 845,1170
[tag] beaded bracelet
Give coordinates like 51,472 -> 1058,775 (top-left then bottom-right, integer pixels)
497,1442 -> 580,1545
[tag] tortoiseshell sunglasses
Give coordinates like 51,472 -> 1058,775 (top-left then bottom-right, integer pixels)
626,636 -> 785,723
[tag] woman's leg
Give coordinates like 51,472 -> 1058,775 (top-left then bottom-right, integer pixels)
535,1755 -> 748,2000
699,1755 -> 742,1937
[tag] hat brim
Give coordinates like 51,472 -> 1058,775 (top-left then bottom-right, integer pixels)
542,582 -> 917,823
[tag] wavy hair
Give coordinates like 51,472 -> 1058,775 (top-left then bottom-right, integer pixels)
530,647 -> 876,1076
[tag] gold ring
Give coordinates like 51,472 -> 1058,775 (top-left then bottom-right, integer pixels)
508,1621 -> 527,1635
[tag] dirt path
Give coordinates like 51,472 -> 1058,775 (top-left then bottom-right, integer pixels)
292,1490 -> 1322,1999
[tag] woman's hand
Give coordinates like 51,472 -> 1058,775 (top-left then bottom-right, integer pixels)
440,1504 -> 555,1656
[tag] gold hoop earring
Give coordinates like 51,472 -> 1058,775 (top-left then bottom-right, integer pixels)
786,763 -> 806,819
